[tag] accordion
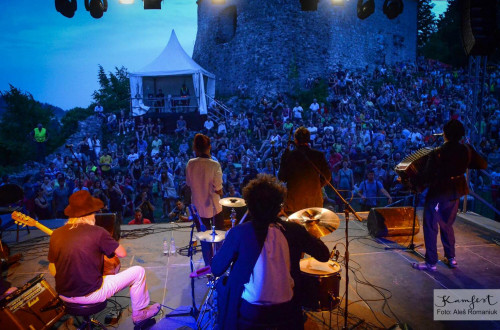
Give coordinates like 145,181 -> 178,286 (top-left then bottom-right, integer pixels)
394,147 -> 433,192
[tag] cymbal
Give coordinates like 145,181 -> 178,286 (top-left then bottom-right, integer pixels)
219,197 -> 246,208
287,207 -> 340,238
195,230 -> 226,243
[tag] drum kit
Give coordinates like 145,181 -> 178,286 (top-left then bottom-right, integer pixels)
194,198 -> 345,327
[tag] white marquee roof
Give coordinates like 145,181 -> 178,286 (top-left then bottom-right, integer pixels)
131,30 -> 214,78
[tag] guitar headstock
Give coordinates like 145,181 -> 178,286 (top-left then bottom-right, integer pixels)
11,211 -> 38,227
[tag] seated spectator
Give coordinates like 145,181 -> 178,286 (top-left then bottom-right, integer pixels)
168,200 -> 189,222
175,116 -> 187,137
128,208 -> 152,225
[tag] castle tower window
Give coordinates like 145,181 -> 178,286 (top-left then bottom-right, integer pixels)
300,0 -> 319,11
215,5 -> 237,44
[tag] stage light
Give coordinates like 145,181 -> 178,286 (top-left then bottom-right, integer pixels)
357,0 -> 375,20
212,0 -> 226,4
55,0 -> 77,18
144,0 -> 162,9
383,0 -> 403,19
119,0 -> 134,4
84,0 -> 108,19
331,0 -> 345,6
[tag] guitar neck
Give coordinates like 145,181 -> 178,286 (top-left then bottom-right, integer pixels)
34,223 -> 53,236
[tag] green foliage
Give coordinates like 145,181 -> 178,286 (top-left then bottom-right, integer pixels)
292,80 -> 329,110
421,0 -> 500,66
92,65 -> 130,113
417,0 -> 437,48
0,86 -> 55,167
421,0 -> 467,66
58,106 -> 94,142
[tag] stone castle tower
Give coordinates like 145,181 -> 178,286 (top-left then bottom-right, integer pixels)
193,0 -> 417,98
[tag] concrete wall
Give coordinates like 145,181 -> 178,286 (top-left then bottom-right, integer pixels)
193,0 -> 417,98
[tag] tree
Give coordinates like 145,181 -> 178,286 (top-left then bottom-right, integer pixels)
0,86 -> 55,167
92,65 -> 130,113
421,0 -> 467,66
417,0 -> 437,48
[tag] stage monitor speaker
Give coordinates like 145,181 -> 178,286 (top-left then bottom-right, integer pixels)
461,0 -> 498,56
0,274 -> 64,330
95,213 -> 120,241
367,207 -> 420,238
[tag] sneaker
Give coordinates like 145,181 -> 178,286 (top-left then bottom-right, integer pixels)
132,303 -> 161,325
445,257 -> 458,269
412,262 -> 437,271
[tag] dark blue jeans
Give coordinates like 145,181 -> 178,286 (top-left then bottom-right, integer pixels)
423,198 -> 459,265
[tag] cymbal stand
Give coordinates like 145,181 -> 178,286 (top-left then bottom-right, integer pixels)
286,143 -> 363,329
196,275 -> 218,330
230,208 -> 236,228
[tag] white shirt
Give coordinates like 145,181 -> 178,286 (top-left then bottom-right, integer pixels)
186,157 -> 223,218
204,120 -> 214,130
293,106 -> 303,118
309,102 -> 319,112
242,224 -> 294,305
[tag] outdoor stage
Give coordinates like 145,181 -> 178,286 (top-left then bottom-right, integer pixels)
2,210 -> 500,330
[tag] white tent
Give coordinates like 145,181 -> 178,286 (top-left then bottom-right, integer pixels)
129,30 -> 215,116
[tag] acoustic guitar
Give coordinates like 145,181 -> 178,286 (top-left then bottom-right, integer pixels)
11,211 -> 120,276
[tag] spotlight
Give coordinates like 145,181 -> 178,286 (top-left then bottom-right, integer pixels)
383,0 -> 403,19
357,0 -> 375,20
331,0 -> 345,6
211,0 -> 226,4
85,0 -> 108,19
119,0 -> 134,4
55,0 -> 77,18
144,0 -> 162,9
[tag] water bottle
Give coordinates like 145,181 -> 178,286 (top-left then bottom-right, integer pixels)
163,238 -> 168,256
169,236 -> 176,256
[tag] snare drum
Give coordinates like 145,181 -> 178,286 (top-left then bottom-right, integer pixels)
299,257 -> 341,311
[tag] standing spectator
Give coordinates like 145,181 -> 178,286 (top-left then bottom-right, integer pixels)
357,170 -> 392,211
204,118 -> 215,134
160,173 -> 176,218
309,98 -> 320,121
94,102 -> 104,119
31,123 -> 49,163
106,178 -> 123,240
34,188 -> 51,220
336,161 -> 354,205
135,191 -> 155,223
99,150 -> 112,177
292,102 -> 303,122
52,177 -> 70,218
107,112 -> 117,132
137,138 -> 148,158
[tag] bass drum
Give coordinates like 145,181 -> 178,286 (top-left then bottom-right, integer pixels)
299,258 -> 341,311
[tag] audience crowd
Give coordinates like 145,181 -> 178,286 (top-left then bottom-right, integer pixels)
12,58 -> 500,222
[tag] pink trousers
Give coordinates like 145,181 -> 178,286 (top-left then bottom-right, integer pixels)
59,266 -> 150,313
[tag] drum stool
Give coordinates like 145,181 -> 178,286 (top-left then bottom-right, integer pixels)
64,300 -> 107,329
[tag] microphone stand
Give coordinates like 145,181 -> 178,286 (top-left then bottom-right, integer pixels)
285,142 -> 363,329
164,204 -> 202,320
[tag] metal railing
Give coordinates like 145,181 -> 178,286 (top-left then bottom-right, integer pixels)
206,95 -> 230,124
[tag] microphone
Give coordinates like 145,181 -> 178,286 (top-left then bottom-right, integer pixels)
65,144 -> 74,148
